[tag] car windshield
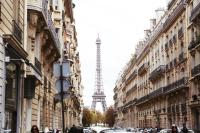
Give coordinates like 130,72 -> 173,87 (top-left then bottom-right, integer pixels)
100,129 -> 131,133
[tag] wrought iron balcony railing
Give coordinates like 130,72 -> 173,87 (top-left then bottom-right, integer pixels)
13,20 -> 22,43
191,64 -> 200,77
138,62 -> 148,75
163,0 -> 185,32
181,103 -> 187,113
163,77 -> 188,94
126,84 -> 137,96
125,70 -> 137,85
188,37 -> 200,51
190,2 -> 200,22
149,65 -> 165,81
179,52 -> 187,64
148,87 -> 163,99
35,57 -> 41,73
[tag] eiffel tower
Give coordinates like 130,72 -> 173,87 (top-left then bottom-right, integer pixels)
91,35 -> 107,112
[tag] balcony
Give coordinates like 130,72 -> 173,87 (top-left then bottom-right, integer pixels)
148,87 -> 163,100
181,103 -> 187,113
149,65 -> 165,82
178,52 -> 187,64
125,70 -> 137,85
188,37 -> 200,51
27,0 -> 61,56
138,62 -> 148,76
163,0 -> 185,32
190,2 -> 200,22
126,84 -> 137,96
35,57 -> 42,73
163,77 -> 188,94
191,64 -> 200,77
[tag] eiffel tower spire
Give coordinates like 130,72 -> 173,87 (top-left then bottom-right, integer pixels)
91,35 -> 107,112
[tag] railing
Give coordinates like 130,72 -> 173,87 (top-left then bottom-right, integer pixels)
148,87 -> 163,99
126,84 -> 137,96
163,77 -> 188,94
179,52 -> 186,63
163,0 -> 185,32
12,20 -> 22,43
188,37 -> 200,51
47,11 -> 61,52
125,70 -> 137,84
181,103 -> 187,113
190,2 -> 200,22
35,57 -> 41,72
178,27 -> 184,39
191,64 -> 200,77
138,63 -> 148,75
149,65 -> 165,81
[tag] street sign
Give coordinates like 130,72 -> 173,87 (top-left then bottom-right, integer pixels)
55,79 -> 71,93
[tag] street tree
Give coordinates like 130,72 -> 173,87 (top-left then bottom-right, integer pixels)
82,107 -> 92,126
105,106 -> 115,127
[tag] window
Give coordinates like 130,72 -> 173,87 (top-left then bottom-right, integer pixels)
54,0 -> 59,10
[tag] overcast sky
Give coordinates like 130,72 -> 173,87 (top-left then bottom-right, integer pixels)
73,0 -> 168,112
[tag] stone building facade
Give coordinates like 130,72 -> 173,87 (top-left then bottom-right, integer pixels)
114,0 -> 200,131
0,0 -> 83,132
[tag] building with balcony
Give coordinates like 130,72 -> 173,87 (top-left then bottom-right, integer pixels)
113,0 -> 199,130
0,0 -> 83,132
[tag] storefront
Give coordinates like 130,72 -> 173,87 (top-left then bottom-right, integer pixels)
3,37 -> 28,132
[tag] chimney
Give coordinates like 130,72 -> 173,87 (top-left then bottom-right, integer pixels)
144,29 -> 151,39
155,8 -> 165,22
150,19 -> 156,31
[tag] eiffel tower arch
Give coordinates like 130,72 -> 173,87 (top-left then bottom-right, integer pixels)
91,35 -> 107,112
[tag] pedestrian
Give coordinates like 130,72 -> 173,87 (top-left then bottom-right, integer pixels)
171,124 -> 178,133
69,125 -> 76,133
181,123 -> 188,133
31,125 -> 39,133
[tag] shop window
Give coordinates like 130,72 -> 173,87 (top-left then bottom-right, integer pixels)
5,62 -> 18,132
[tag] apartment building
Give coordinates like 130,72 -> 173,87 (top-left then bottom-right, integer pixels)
114,0 -> 199,130
0,0 -> 83,132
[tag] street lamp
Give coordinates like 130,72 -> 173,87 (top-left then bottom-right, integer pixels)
53,59 -> 74,132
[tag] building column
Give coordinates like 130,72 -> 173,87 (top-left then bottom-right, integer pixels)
25,99 -> 32,132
